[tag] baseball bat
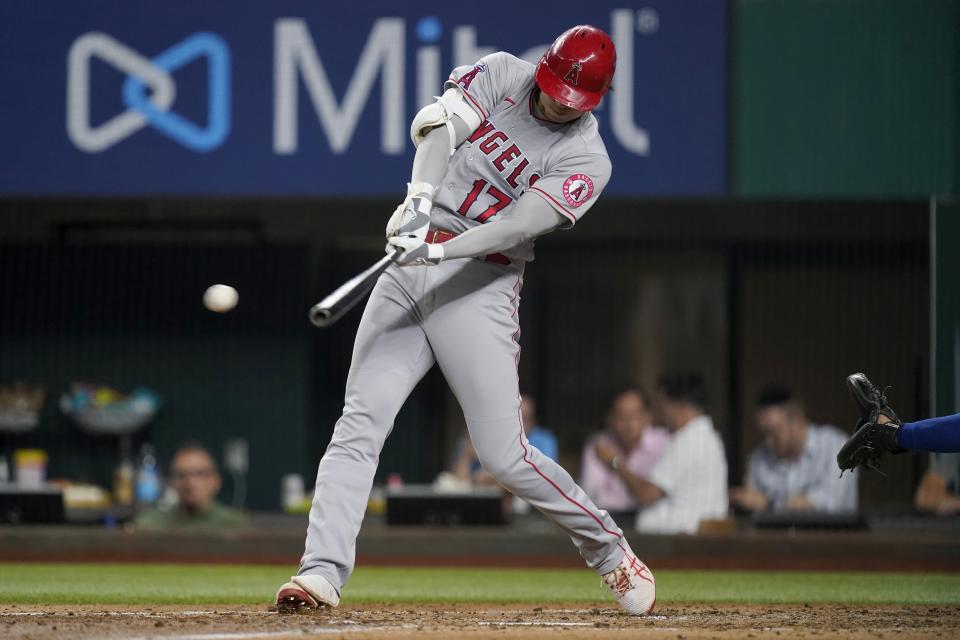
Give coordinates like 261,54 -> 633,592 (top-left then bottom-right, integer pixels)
309,248 -> 400,328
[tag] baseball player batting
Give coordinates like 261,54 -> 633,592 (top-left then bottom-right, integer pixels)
277,25 -> 656,616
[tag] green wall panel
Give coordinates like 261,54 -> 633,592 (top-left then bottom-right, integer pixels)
736,0 -> 959,197
934,200 -> 960,416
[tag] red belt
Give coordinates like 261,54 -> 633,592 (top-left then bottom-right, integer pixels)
425,229 -> 511,265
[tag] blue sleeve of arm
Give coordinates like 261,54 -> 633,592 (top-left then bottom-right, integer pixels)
899,413 -> 960,452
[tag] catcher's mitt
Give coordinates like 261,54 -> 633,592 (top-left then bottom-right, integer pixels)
836,372 -> 904,474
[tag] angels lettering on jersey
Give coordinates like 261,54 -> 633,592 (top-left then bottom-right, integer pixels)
465,119 -> 541,192
450,101 -> 605,227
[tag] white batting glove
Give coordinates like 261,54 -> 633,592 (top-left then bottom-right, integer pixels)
385,181 -> 434,242
388,235 -> 444,266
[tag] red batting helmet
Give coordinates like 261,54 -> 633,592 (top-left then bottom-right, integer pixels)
535,25 -> 616,111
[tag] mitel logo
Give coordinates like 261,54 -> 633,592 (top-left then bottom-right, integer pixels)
65,9 -> 648,157
274,8 -> 651,156
67,32 -> 230,153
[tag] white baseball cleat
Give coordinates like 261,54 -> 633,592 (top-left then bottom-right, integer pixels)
601,544 -> 656,615
275,574 -> 340,613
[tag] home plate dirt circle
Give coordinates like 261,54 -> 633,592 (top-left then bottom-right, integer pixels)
2,603 -> 959,639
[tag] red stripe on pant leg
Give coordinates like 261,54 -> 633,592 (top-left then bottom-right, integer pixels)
519,439 -> 624,539
510,275 -> 522,369
508,273 -> 622,542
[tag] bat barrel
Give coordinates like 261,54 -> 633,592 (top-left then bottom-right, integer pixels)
307,248 -> 400,329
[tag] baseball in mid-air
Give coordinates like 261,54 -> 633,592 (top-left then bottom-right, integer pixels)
203,284 -> 239,313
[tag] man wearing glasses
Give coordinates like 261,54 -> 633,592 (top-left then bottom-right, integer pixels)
136,441 -> 246,529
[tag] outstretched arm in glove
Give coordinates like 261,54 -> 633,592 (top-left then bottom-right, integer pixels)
839,372 -> 960,474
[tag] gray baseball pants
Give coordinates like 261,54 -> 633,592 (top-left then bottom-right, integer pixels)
298,257 -> 627,593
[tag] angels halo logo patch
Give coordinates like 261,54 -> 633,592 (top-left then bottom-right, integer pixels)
562,174 -> 594,208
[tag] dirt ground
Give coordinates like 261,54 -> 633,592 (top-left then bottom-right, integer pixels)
3,603 -> 959,640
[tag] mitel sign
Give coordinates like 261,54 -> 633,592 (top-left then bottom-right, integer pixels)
0,2 -> 725,195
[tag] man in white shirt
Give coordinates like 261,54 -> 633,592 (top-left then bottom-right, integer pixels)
730,387 -> 857,514
634,373 -> 729,534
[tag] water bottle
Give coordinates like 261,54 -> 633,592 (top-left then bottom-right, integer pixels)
136,444 -> 161,505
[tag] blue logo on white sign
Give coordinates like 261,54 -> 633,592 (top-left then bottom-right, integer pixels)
67,32 -> 231,153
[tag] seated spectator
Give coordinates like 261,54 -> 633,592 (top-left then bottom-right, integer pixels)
451,393 -> 556,486
519,393 -> 558,461
136,442 -> 247,530
580,387 -> 670,512
915,453 -> 960,516
730,387 -> 856,514
633,373 -> 728,534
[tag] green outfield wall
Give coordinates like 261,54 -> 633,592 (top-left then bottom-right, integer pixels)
934,200 -> 960,416
735,0 -> 960,197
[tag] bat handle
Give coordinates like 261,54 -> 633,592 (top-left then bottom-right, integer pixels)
308,248 -> 401,327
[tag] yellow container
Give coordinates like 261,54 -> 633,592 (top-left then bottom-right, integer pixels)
14,448 -> 48,487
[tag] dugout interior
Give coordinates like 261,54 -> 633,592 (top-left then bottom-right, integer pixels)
0,198 -> 930,515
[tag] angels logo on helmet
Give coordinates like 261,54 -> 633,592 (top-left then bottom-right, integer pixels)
564,63 -> 582,86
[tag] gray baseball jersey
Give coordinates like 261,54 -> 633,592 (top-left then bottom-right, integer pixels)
431,52 -> 612,262
296,52 -> 627,597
